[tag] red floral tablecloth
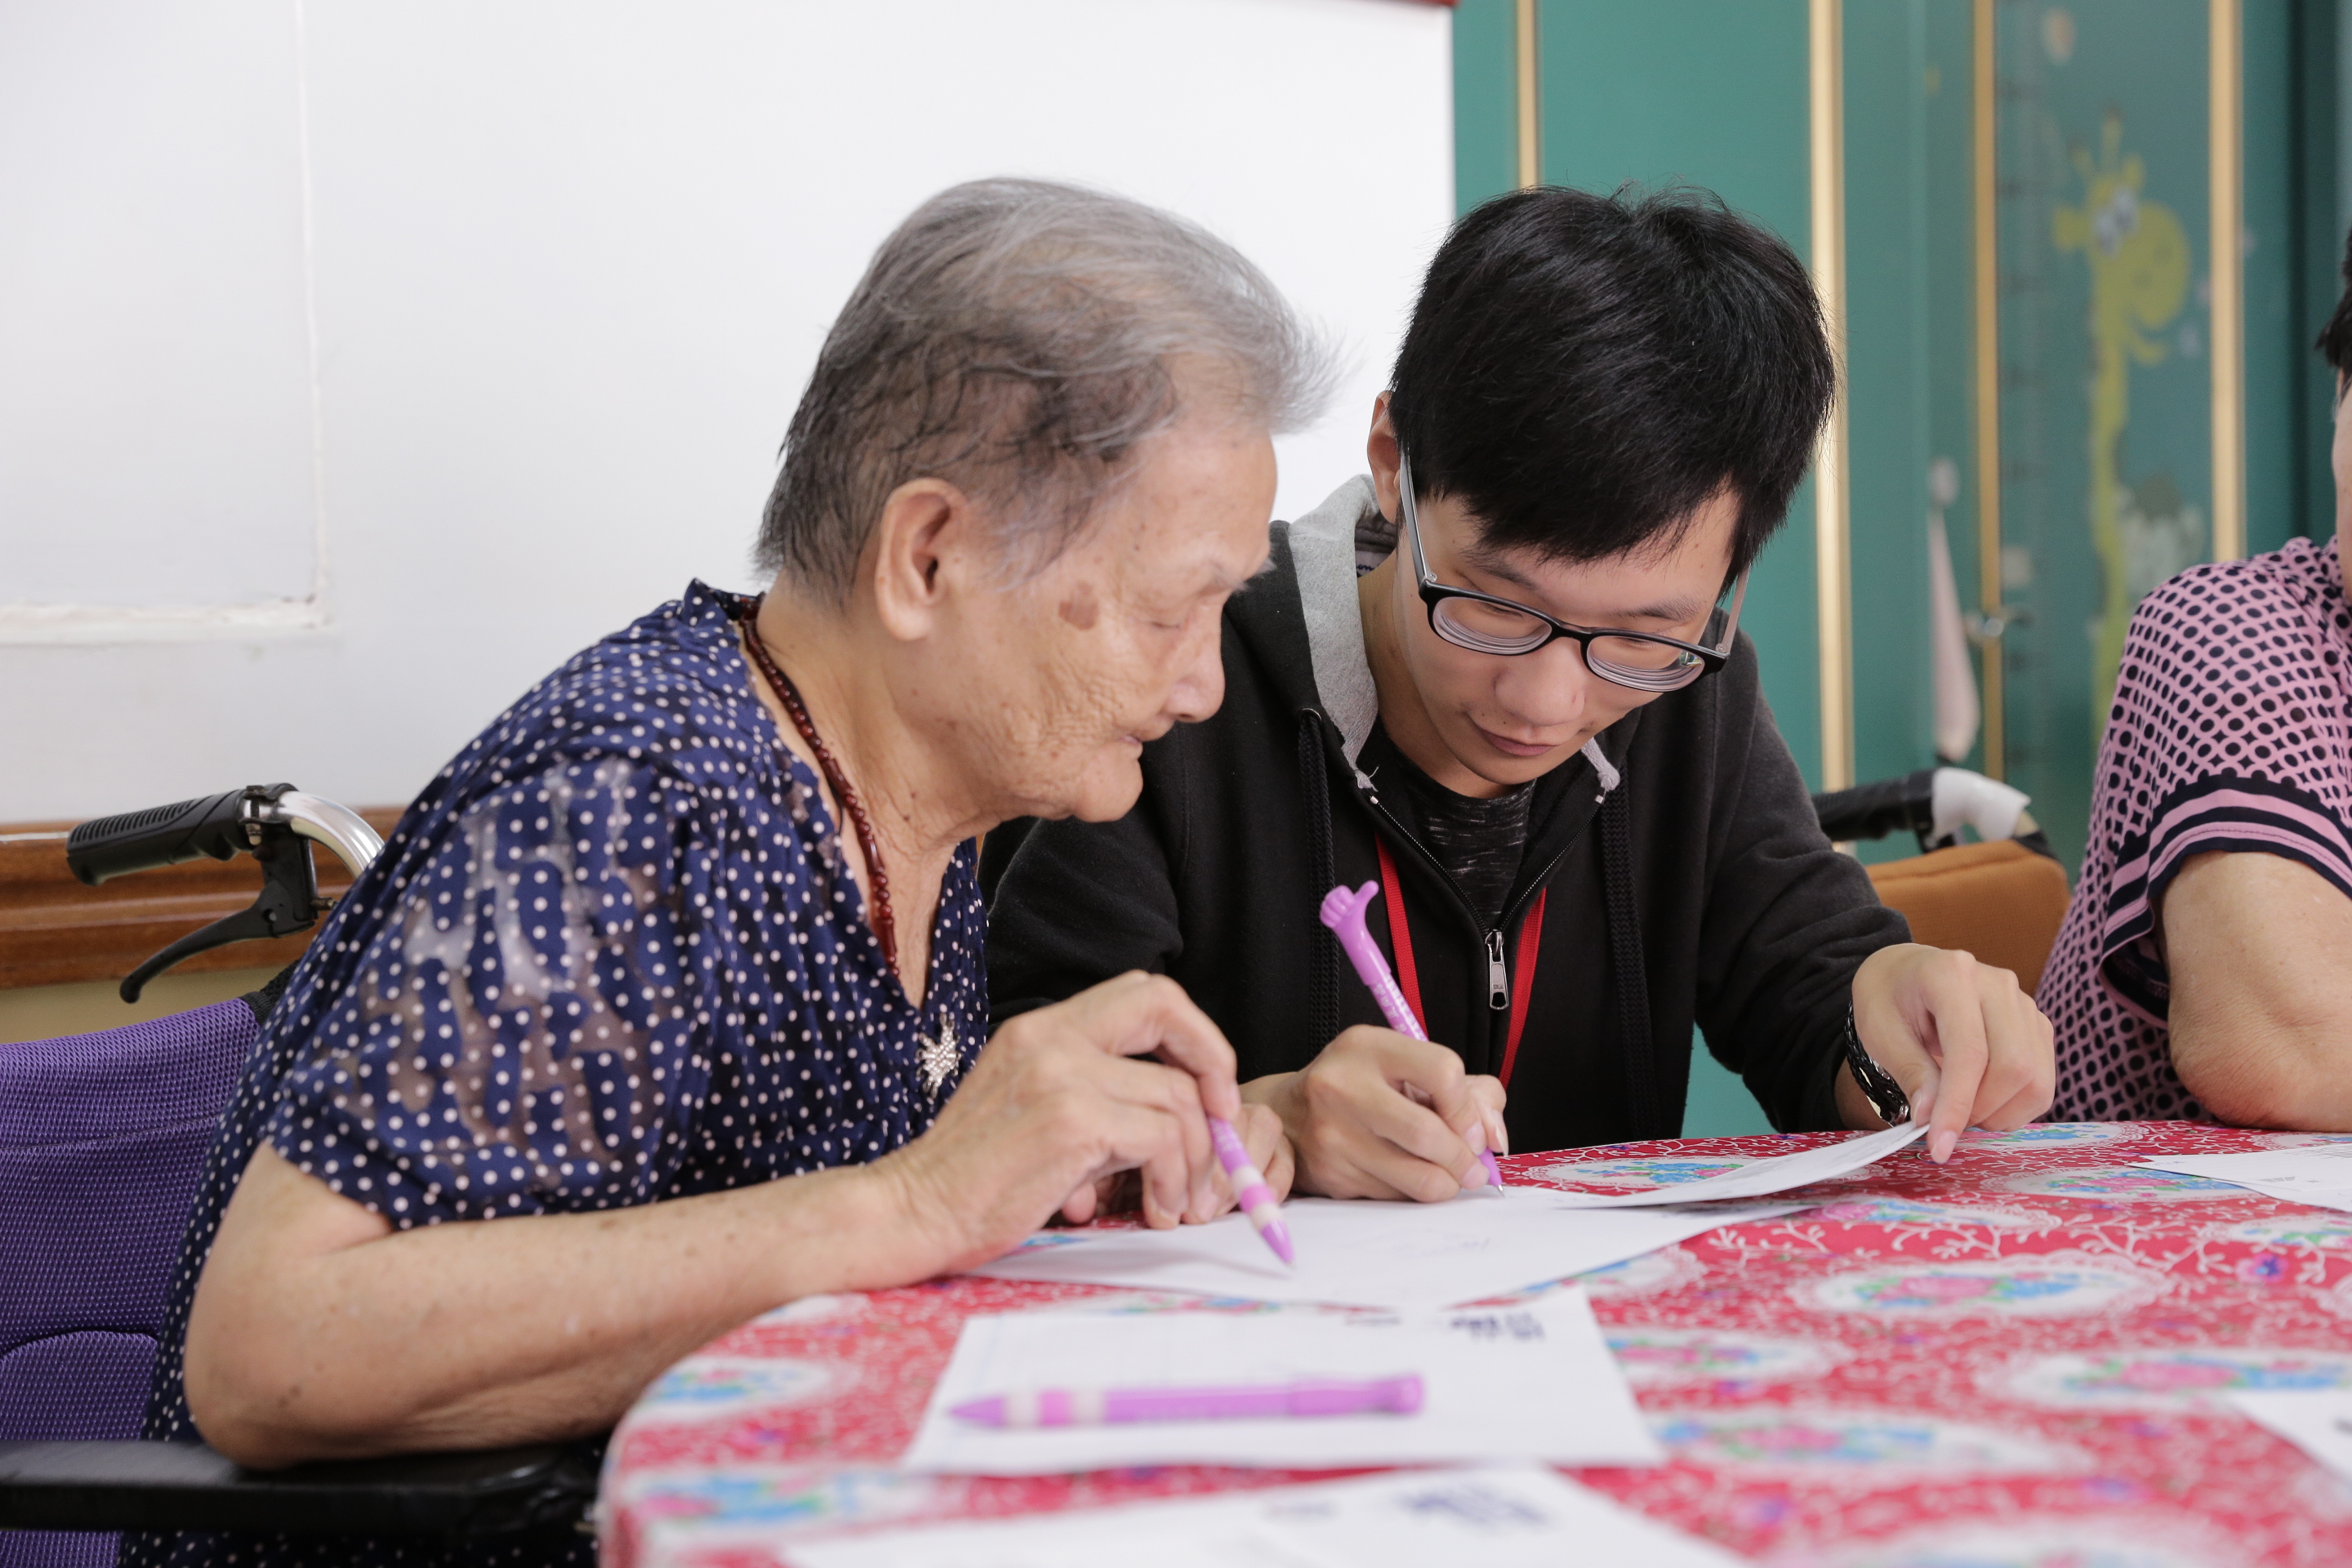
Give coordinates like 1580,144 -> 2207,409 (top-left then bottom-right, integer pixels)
602,1122 -> 2352,1567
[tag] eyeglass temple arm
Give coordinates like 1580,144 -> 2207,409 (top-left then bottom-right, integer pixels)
1396,450 -> 1431,577
1708,569 -> 1750,653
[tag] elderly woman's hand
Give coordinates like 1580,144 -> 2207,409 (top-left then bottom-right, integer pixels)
880,971 -> 1259,1274
1060,1098 -> 1295,1227
1214,1101 -> 1295,1214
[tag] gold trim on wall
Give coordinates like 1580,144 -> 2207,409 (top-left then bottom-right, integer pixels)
2209,0 -> 2246,561
1972,0 -> 2005,778
1515,0 -> 1541,188
1809,0 -> 1853,791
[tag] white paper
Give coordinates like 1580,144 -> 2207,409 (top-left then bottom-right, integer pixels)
968,1188 -> 1801,1311
2136,1145 -> 2352,1213
784,1463 -> 1744,1568
900,1290 -> 1660,1475
2230,1389 -> 2352,1477
1536,1121 -> 1928,1207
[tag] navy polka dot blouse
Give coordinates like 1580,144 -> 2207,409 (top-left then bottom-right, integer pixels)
124,582 -> 985,1568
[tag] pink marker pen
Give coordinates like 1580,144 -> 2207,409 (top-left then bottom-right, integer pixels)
1320,880 -> 1507,1187
951,1374 -> 1423,1428
1209,1116 -> 1294,1266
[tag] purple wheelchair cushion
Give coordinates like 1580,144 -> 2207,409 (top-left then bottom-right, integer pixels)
0,1000 -> 256,1568
0,999 -> 253,1407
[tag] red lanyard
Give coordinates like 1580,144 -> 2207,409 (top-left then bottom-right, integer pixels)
1373,838 -> 1547,1088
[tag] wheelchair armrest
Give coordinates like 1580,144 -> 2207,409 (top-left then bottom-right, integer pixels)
0,1439 -> 597,1536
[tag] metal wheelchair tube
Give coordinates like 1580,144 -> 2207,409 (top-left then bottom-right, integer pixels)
255,791 -> 385,879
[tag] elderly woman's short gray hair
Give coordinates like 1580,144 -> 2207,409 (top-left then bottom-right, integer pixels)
757,178 -> 1334,595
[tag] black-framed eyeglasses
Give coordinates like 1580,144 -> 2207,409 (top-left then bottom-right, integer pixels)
1398,451 -> 1746,694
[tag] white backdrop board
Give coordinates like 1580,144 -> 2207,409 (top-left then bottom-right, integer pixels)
0,0 -> 318,618
0,0 -> 1453,822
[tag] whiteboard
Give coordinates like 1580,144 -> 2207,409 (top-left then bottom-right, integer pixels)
0,0 -> 318,619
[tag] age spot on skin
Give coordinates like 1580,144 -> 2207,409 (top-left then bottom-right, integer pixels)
1058,589 -> 1100,630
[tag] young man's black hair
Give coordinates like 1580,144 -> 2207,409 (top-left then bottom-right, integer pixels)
1390,185 -> 1833,576
982,183 -> 2054,1199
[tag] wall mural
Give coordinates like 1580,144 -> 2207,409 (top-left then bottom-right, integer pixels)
2054,109 -> 2194,732
1995,0 -> 2212,869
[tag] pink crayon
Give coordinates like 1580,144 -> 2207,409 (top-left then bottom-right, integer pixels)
1209,1115 -> 1294,1266
951,1374 -> 1423,1428
1319,881 -> 1506,1188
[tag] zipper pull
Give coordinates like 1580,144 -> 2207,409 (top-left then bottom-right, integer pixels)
1486,929 -> 1509,1010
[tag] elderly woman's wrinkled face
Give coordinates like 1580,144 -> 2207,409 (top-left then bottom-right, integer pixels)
964,409 -> 1278,823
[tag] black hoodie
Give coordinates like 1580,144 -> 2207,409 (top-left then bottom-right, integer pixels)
982,478 -> 1908,1152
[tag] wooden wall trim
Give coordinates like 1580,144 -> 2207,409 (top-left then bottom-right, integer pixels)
0,808 -> 403,990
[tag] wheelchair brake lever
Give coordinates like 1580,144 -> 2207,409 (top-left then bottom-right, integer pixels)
118,823 -> 327,1003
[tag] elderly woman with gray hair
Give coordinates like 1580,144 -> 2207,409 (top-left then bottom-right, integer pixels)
135,179 -> 1327,1568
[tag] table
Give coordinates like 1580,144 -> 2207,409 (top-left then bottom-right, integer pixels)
602,1122 -> 2352,1566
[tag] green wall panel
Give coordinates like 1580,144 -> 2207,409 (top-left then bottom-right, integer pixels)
2294,0 -> 2341,545
1452,0 -> 1517,214
1535,0 -> 1823,792
1839,1 -> 1984,802
1994,0 -> 2211,871
2247,0 -> 2304,557
1845,0 -> 1940,789
1922,1 -> 1983,768
2295,0 -> 2332,545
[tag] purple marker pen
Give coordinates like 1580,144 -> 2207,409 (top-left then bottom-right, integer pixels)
1320,880 -> 1507,1187
951,1374 -> 1423,1428
1209,1116 -> 1294,1267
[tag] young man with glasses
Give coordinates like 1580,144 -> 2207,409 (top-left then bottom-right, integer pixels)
984,186 -> 2055,1201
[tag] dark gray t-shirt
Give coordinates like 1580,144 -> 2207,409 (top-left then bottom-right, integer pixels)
1359,724 -> 1533,929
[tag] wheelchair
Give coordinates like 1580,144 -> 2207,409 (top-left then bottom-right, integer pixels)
0,787 -> 595,1563
1810,766 -> 2072,995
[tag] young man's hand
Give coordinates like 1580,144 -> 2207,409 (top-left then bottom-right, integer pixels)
1242,1027 -> 1505,1201
1844,942 -> 2056,1162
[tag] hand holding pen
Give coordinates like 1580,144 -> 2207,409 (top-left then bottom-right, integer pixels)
903,972 -> 1281,1269
1318,881 -> 1508,1191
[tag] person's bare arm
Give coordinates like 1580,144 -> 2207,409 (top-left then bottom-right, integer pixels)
185,972 -> 1241,1468
185,1146 -> 923,1468
2163,851 -> 2352,1129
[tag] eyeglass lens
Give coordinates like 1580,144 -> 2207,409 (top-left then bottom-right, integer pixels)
1429,597 -> 1707,688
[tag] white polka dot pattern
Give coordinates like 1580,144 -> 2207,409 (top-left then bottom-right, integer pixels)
122,582 -> 985,1568
2042,537 -> 2352,1121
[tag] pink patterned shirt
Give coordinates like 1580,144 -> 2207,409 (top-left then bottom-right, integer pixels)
2042,535 -> 2352,1120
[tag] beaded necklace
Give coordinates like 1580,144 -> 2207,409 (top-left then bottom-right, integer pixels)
725,593 -> 898,973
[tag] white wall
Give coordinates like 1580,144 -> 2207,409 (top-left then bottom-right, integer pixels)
0,0 -> 1454,822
